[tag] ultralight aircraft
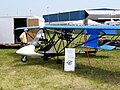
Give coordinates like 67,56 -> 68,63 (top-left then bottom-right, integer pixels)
15,18 -> 120,63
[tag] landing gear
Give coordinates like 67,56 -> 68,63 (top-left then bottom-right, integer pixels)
57,59 -> 63,64
21,56 -> 28,62
43,56 -> 49,61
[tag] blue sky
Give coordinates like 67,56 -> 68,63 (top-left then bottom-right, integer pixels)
0,0 -> 120,16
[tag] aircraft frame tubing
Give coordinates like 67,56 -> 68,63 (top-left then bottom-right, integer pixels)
43,29 -> 85,56
51,29 -> 83,53
54,30 -> 83,54
45,29 -> 65,56
58,30 -> 85,54
40,29 -> 106,59
40,30 -> 63,61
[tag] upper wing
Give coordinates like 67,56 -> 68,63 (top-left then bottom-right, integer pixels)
15,26 -> 43,30
16,25 -> 120,30
15,25 -> 120,35
44,25 -> 120,30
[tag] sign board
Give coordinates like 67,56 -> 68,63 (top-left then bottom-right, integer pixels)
64,48 -> 75,71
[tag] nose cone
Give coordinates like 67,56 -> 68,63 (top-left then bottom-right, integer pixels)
16,45 -> 35,56
16,45 -> 44,57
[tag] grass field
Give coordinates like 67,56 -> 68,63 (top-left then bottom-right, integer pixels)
0,48 -> 120,90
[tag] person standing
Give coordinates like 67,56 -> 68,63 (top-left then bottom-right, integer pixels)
19,28 -> 29,47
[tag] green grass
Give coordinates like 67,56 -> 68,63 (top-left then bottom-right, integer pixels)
0,48 -> 120,90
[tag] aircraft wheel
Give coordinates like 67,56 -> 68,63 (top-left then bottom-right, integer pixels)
21,56 -> 28,62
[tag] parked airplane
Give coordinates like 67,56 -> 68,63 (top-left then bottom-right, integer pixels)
99,18 -> 120,26
15,18 -> 120,63
105,20 -> 120,26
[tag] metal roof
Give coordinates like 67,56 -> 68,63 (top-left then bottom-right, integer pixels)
43,8 -> 120,22
88,8 -> 120,11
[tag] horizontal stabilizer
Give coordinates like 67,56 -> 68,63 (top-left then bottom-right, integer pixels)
98,44 -> 116,50
82,44 -> 115,50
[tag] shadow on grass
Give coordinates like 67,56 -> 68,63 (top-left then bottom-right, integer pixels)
6,49 -> 119,85
77,54 -> 109,59
75,64 -> 120,84
0,45 -> 20,49
12,55 -> 120,85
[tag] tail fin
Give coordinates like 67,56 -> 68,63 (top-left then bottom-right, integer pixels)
84,30 -> 99,48
84,34 -> 98,48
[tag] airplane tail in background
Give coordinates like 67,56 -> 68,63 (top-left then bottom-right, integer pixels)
83,29 -> 116,50
84,30 -> 100,49
84,34 -> 99,49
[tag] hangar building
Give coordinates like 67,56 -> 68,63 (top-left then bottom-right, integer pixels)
43,8 -> 120,24
0,16 -> 40,45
